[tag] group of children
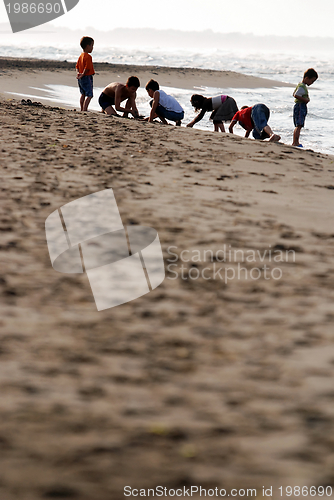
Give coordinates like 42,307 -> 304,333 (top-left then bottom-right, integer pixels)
76,36 -> 318,147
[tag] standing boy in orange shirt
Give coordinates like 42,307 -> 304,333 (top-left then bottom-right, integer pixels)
76,36 -> 95,111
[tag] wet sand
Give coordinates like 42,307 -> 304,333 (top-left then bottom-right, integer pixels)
0,56 -> 292,107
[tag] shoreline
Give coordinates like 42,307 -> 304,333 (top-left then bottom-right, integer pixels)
0,56 -> 293,109
0,56 -> 292,88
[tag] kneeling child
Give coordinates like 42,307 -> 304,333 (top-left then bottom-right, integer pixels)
145,79 -> 184,125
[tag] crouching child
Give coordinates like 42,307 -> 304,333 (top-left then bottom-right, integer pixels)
145,79 -> 184,126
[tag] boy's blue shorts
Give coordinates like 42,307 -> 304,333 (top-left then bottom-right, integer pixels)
156,104 -> 184,122
293,102 -> 307,127
78,75 -> 93,97
251,103 -> 270,139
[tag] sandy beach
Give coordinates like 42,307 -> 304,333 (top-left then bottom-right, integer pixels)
1,59 -> 334,500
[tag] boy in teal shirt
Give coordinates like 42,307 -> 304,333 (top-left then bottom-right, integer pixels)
292,68 -> 318,147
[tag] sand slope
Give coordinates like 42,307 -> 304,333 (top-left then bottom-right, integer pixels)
0,97 -> 334,499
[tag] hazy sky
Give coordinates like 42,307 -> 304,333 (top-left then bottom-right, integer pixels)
0,0 -> 333,37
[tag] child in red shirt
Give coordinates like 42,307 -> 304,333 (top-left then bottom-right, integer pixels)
76,36 -> 94,111
229,104 -> 280,142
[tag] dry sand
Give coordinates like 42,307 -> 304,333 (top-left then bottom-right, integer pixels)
0,60 -> 334,500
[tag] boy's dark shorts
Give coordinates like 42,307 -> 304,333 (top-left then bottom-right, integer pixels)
157,105 -> 184,122
98,92 -> 115,110
78,75 -> 93,97
149,100 -> 184,122
293,102 -> 307,127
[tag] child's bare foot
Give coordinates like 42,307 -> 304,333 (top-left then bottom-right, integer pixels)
269,134 -> 281,142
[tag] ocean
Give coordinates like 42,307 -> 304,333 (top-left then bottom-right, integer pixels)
1,40 -> 334,155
